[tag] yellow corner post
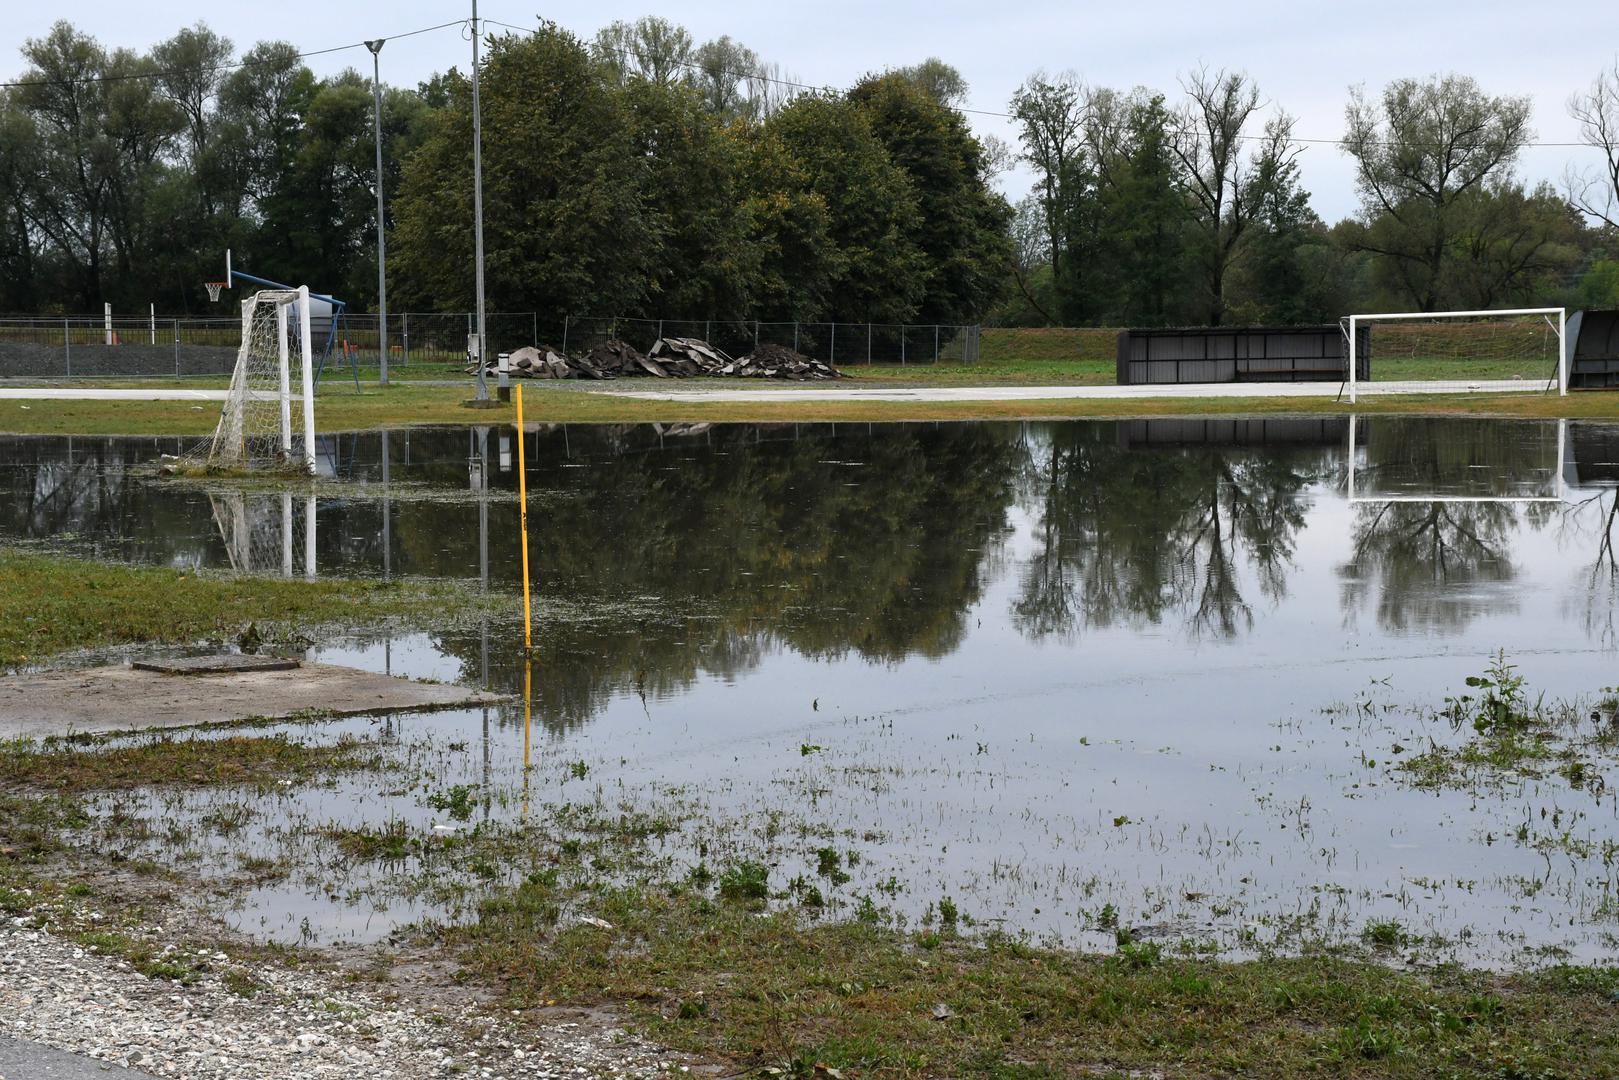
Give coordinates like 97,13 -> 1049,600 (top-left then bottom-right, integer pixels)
515,385 -> 533,652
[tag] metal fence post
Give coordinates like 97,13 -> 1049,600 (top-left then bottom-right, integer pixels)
901,325 -> 906,366
935,325 -> 940,364
402,312 -> 409,366
562,315 -> 569,353
867,322 -> 871,364
173,319 -> 180,376
753,321 -> 759,352
64,318 -> 70,377
657,318 -> 663,342
532,311 -> 537,346
793,322 -> 799,353
705,319 -> 711,343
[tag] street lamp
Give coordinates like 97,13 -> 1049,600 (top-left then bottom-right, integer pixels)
364,37 -> 389,387
469,1 -> 489,400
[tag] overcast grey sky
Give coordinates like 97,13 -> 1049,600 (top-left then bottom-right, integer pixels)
10,1 -> 1619,221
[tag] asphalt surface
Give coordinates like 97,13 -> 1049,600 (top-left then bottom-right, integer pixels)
0,1035 -> 157,1078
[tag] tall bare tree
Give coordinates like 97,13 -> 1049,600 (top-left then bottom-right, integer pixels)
1567,62 -> 1619,229
1174,67 -> 1262,325
1009,71 -> 1084,282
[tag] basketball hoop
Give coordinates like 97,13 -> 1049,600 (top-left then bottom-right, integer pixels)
205,281 -> 227,302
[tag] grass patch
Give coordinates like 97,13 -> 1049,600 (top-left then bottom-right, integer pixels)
449,875 -> 1619,1077
0,546 -> 500,669
379,800 -> 1619,1077
0,732 -> 387,791
1396,654 -> 1619,792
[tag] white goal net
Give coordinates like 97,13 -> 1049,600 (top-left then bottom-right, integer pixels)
191,286 -> 317,472
1343,308 -> 1566,402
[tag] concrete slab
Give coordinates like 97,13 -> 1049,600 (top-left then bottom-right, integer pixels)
0,663 -> 503,739
130,654 -> 301,675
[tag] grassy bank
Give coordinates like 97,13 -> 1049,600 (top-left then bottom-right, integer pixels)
4,381 -> 1619,437
453,882 -> 1619,1078
0,547 -> 497,669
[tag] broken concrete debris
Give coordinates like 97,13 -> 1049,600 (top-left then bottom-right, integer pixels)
468,337 -> 844,381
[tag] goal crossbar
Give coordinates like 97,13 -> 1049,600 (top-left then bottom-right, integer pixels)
1344,307 -> 1567,403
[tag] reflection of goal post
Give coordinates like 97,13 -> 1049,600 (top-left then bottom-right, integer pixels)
209,490 -> 318,578
202,286 -> 317,473
1346,415 -> 1568,503
1343,308 -> 1567,403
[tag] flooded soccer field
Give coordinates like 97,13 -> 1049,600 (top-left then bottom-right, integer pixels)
3,416 -> 1618,966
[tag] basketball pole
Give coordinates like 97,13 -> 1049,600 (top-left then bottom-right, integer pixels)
516,384 -> 533,652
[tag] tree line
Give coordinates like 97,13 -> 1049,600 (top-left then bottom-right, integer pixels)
2,17 -> 1618,327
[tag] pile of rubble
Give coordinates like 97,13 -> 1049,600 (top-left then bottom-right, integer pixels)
466,337 -> 843,381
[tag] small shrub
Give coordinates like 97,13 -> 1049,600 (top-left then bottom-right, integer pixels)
426,785 -> 476,821
1362,919 -> 1406,949
1118,940 -> 1161,968
717,861 -> 768,903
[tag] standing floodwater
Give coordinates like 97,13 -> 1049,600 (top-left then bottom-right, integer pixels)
1,417 -> 1616,963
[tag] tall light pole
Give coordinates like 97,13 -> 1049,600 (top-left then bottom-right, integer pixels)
364,38 -> 389,387
469,1 -> 489,400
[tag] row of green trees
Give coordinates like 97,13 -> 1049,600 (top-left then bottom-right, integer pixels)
0,17 -> 1010,324
3,17 -> 1619,325
0,21 -> 436,314
391,22 -> 1010,325
1003,68 -> 1619,326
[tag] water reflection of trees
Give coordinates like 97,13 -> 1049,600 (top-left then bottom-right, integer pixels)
1556,488 -> 1619,645
1013,424 -> 1330,641
1334,419 -> 1570,633
1339,502 -> 1520,632
425,423 -> 1024,728
0,435 -> 207,564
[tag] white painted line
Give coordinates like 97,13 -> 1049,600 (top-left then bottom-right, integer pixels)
597,380 -> 1545,404
0,388 -> 229,401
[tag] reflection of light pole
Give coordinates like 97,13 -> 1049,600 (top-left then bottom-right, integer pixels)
382,428 -> 392,674
381,429 -> 392,581
364,38 -> 389,387
469,1 -> 489,400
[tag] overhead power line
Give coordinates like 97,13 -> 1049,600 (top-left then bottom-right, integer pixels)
0,12 -> 1605,153
0,18 -> 467,90
484,15 -> 1601,152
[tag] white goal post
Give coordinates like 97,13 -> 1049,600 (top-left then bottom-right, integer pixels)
194,286 -> 317,474
1343,308 -> 1567,403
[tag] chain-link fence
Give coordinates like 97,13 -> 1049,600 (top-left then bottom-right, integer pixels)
0,311 -> 980,380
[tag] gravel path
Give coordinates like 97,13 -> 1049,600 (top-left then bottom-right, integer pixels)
0,921 -> 687,1079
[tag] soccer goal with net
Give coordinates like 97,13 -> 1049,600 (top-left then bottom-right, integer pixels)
190,286 -> 317,474
1342,308 -> 1567,403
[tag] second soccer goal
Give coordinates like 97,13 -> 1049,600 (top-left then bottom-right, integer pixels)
1341,308 -> 1567,402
